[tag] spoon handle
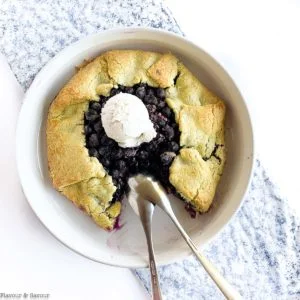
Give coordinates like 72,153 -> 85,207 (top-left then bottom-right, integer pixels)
169,213 -> 241,300
137,197 -> 163,300
141,220 -> 163,300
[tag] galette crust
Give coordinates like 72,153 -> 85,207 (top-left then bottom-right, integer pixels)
46,50 -> 226,230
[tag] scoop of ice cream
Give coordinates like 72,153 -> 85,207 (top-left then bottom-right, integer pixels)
101,92 -> 157,148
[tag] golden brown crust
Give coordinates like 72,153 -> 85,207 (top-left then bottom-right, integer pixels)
179,101 -> 225,158
166,62 -> 220,121
104,50 -> 163,87
147,53 -> 178,88
47,54 -> 118,229
49,56 -> 111,119
169,147 -> 225,213
47,102 -> 106,188
47,49 -> 226,230
165,61 -> 226,212
60,177 -> 119,230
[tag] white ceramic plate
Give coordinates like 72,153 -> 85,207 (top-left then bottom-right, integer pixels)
16,28 -> 254,268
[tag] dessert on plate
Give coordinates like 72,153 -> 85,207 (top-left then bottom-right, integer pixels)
46,50 -> 226,230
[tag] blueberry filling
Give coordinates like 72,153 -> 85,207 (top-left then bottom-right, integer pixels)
84,83 -> 181,202
185,203 -> 197,219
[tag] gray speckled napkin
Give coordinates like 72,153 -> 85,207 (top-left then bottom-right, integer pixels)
1,1 -> 299,299
136,160 -> 300,299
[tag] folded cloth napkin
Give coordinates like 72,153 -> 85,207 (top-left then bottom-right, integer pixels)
1,1 -> 299,299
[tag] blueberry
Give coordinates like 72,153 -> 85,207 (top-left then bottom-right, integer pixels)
114,149 -> 123,160
113,189 -> 122,201
144,95 -> 151,104
168,141 -> 179,152
160,152 -> 176,165
153,125 -> 159,131
88,134 -> 99,148
85,111 -> 99,122
147,89 -> 155,96
146,104 -> 156,114
114,189 -> 124,201
162,107 -> 171,117
139,82 -> 147,88
125,87 -> 134,94
115,160 -> 127,171
109,146 -> 118,156
90,109 -> 98,115
128,158 -> 139,172
93,120 -> 102,132
156,88 -> 166,99
112,169 -> 120,179
90,101 -> 101,112
102,158 -> 111,168
115,180 -> 124,191
144,95 -> 154,104
140,160 -> 150,168
98,147 -> 108,156
110,88 -> 119,97
150,114 -> 158,123
158,112 -> 168,120
146,143 -> 157,153
156,134 -> 165,144
138,150 -> 149,160
151,96 -> 158,105
157,101 -> 166,109
158,118 -> 167,127
163,125 -> 174,140
84,125 -> 93,135
106,138 -> 116,147
135,86 -> 146,99
171,122 -> 178,129
100,95 -> 108,103
124,148 -> 137,158
88,148 -> 99,158
119,85 -> 126,91
144,94 -> 157,105
100,135 -> 111,145
128,157 -> 136,165
116,177 -> 125,188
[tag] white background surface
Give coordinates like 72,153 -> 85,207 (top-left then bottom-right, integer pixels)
166,0 -> 300,214
0,55 -> 148,300
1,1 -> 300,299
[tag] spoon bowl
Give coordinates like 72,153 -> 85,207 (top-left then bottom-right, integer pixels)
128,174 -> 241,300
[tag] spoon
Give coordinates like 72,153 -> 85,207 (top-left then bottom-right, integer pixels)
128,174 -> 241,300
128,190 -> 163,300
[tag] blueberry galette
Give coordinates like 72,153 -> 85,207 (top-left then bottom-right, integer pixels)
47,50 -> 226,230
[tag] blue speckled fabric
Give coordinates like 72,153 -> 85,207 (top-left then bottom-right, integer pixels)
0,0 -> 182,90
1,1 -> 299,299
135,160 -> 300,299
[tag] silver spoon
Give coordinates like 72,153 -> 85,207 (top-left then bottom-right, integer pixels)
128,174 -> 241,300
128,190 -> 163,300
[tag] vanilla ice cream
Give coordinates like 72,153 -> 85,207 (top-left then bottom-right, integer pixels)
101,92 -> 157,148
